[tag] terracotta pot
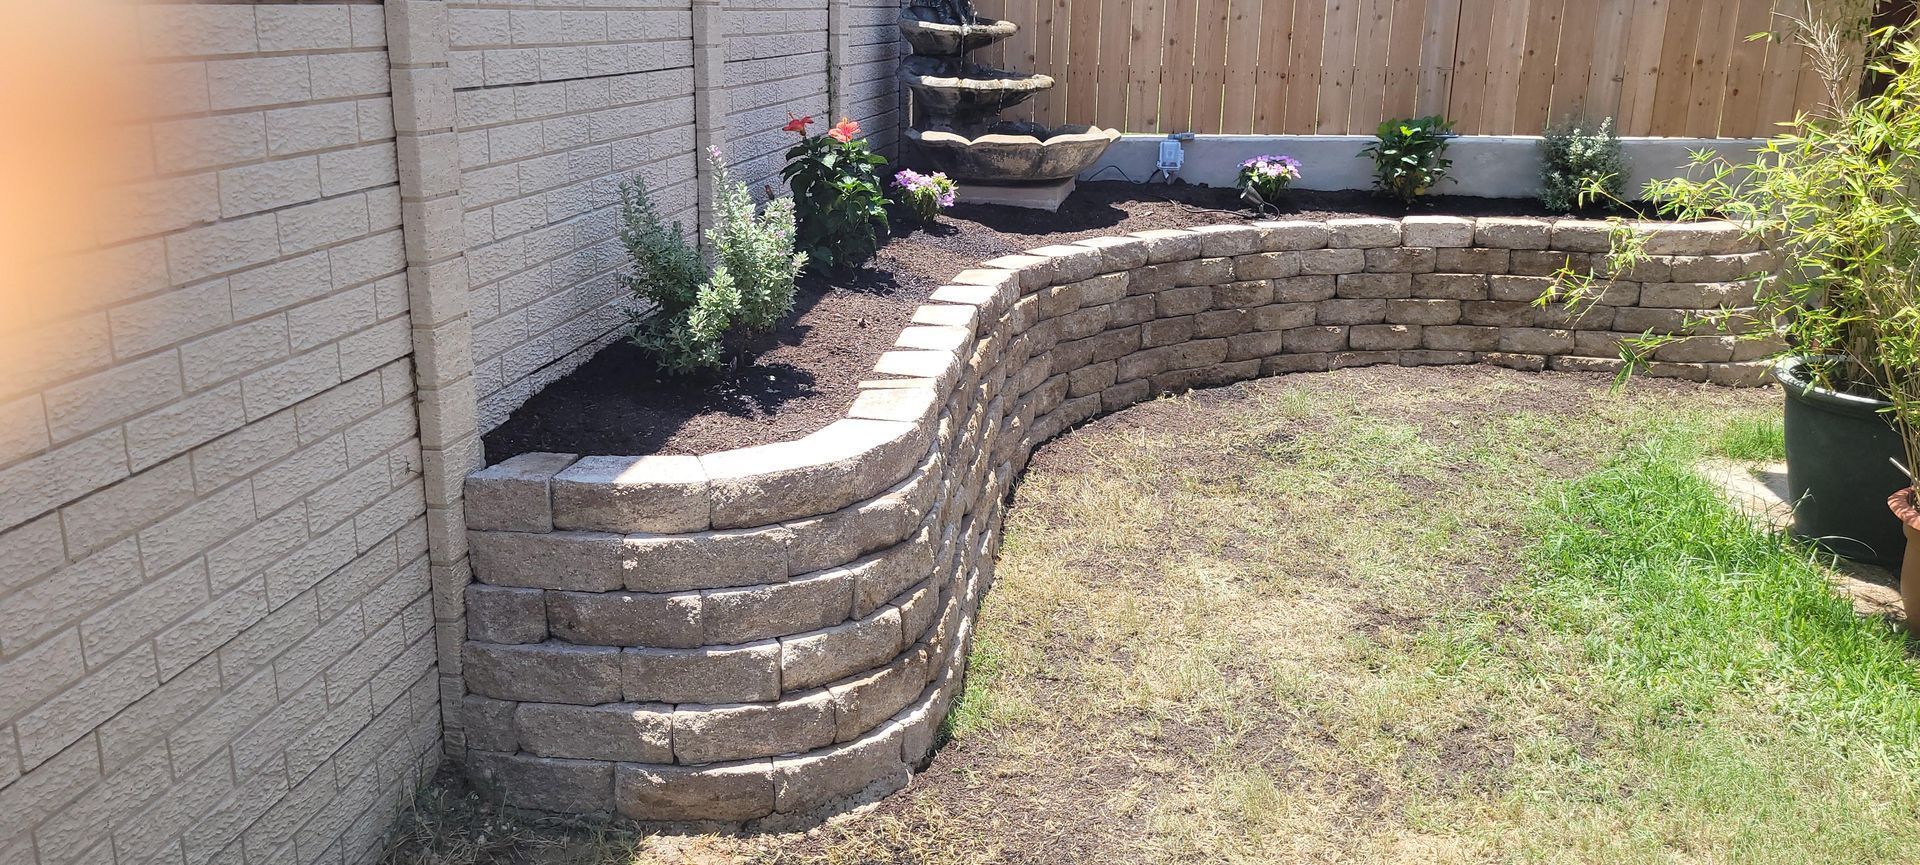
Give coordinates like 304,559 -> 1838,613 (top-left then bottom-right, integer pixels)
1889,488 -> 1920,634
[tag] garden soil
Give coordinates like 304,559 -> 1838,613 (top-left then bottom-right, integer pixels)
483,182 -> 1604,460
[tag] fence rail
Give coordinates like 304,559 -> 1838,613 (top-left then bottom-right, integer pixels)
968,0 -> 1843,137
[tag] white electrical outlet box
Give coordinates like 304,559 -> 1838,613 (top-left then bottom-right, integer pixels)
1157,139 -> 1184,172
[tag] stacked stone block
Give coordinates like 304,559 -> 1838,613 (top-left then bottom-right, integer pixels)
459,215 -> 1773,825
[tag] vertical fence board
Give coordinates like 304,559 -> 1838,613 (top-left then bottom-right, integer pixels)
1546,0 -> 1597,120
1065,0 -> 1103,124
1347,0 -> 1396,130
1381,0 -> 1427,120
1127,0 -> 1168,130
1097,0 -> 1136,127
1447,0 -> 1495,131
1481,0 -> 1531,133
1717,0 -> 1774,136
1686,0 -> 1741,137
1158,0 -> 1199,130
1582,0 -> 1631,120
1754,1 -> 1803,137
1190,0 -> 1233,131
1417,0 -> 1464,117
1223,0 -> 1268,132
1004,0 -> 1039,123
1512,0 -> 1563,133
1254,0 -> 1300,132
1614,0 -> 1668,133
1648,0 -> 1702,134
1317,0 -> 1363,132
1283,0 -> 1328,131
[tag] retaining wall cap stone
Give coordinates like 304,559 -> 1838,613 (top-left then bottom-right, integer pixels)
894,324 -> 973,353
847,386 -> 941,425
552,454 -> 711,534
465,451 -> 580,532
909,303 -> 979,332
872,348 -> 964,391
701,419 -> 928,529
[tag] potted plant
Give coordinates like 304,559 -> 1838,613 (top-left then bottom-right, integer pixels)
1557,16 -> 1919,567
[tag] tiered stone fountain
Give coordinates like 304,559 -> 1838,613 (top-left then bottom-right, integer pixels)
899,0 -> 1119,210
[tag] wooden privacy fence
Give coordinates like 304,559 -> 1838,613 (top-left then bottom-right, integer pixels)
967,0 -> 1840,137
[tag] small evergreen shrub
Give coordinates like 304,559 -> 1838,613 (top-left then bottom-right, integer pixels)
893,169 -> 957,222
1538,117 -> 1626,213
1360,116 -> 1455,204
782,116 -> 889,271
1236,154 -> 1303,213
620,147 -> 806,375
706,150 -> 805,331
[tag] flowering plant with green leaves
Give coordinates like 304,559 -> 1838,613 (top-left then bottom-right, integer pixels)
893,169 -> 957,222
781,115 -> 889,270
1236,154 -> 1302,212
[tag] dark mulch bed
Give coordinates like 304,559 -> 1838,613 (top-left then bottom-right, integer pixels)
482,182 -> 1620,461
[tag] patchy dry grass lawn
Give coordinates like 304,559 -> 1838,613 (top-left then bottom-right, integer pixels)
385,366 -> 1920,865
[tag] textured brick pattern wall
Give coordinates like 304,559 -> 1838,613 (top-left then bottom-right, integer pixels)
448,1 -> 700,433
450,216 -> 1775,825
723,0 -> 829,188
0,6 -> 442,865
448,0 -> 902,434
841,0 -> 902,152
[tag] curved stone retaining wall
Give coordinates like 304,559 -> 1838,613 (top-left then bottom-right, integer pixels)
458,215 -> 1772,824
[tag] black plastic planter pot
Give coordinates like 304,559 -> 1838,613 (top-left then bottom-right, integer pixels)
1774,357 -> 1909,565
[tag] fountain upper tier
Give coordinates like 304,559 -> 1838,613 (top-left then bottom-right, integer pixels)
898,7 -> 1018,56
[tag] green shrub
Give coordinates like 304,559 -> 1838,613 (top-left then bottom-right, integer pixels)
781,116 -> 889,271
1360,116 -> 1454,204
1538,116 -> 1626,213
706,149 -> 805,331
620,147 -> 806,375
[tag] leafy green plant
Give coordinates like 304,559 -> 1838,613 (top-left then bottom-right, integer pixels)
620,147 -> 806,375
1550,18 -> 1919,476
1359,116 -> 1454,204
1538,116 -> 1626,213
706,149 -> 805,331
781,115 -> 889,270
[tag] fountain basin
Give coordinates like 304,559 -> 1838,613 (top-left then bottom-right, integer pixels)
899,9 -> 1018,56
906,125 -> 1121,183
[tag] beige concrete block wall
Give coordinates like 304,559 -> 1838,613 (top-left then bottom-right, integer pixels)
722,0 -> 830,190
0,6 -> 442,865
450,0 -> 902,434
449,0 -> 702,432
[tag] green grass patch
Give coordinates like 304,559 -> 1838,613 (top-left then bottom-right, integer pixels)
1712,415 -> 1787,462
1500,431 -> 1920,863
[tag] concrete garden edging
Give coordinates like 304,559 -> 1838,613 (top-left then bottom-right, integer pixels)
458,215 -> 1774,826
